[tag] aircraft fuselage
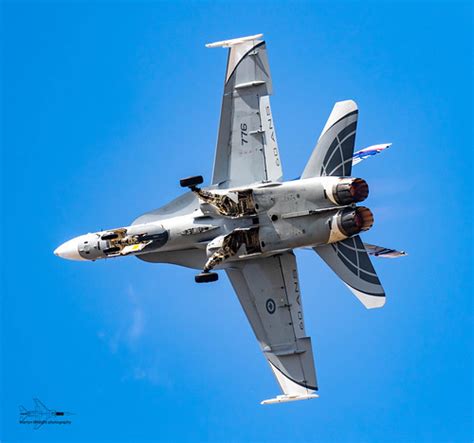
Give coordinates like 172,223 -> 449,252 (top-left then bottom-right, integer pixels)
55,176 -> 373,274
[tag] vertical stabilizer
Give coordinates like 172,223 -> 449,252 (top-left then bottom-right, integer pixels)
302,100 -> 358,178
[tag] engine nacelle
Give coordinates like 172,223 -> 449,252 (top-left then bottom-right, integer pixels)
325,177 -> 369,206
328,206 -> 374,243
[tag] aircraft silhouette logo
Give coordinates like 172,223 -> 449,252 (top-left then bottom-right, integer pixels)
19,398 -> 74,429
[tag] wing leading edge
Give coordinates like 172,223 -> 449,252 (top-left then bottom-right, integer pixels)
209,34 -> 283,189
225,252 -> 318,404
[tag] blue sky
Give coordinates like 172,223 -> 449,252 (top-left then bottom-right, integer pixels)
1,1 -> 472,442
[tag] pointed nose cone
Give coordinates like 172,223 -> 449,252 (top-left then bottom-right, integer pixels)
54,237 -> 86,261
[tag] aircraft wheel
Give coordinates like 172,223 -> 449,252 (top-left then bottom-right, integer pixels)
180,175 -> 204,189
195,272 -> 218,283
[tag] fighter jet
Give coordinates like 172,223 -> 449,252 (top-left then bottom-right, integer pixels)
55,34 -> 405,404
19,399 -> 73,429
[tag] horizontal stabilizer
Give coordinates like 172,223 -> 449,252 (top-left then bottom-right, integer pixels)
352,143 -> 392,166
261,393 -> 319,405
314,235 -> 386,309
364,243 -> 407,258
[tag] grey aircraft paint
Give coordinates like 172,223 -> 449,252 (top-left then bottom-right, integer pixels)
55,34 -> 404,404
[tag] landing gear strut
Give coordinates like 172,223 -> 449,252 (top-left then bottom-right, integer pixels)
194,228 -> 261,284
180,175 -> 256,218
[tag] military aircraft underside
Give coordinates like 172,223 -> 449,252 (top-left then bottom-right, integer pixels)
55,34 -> 405,404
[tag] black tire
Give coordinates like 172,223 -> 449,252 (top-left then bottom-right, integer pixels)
195,272 -> 219,283
180,175 -> 204,189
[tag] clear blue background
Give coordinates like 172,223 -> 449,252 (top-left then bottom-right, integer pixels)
1,1 -> 472,442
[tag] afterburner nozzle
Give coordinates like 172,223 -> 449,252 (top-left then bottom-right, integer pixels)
334,178 -> 369,205
337,206 -> 374,237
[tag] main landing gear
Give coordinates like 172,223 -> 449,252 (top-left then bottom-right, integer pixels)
180,175 -> 204,191
195,272 -> 219,283
179,176 -> 260,284
194,228 -> 261,284
180,175 -> 257,217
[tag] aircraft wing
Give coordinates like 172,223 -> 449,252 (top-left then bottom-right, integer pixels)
34,398 -> 50,412
208,34 -> 283,189
225,251 -> 318,404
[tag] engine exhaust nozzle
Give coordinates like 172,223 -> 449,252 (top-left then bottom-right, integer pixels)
334,178 -> 369,205
337,206 -> 374,237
